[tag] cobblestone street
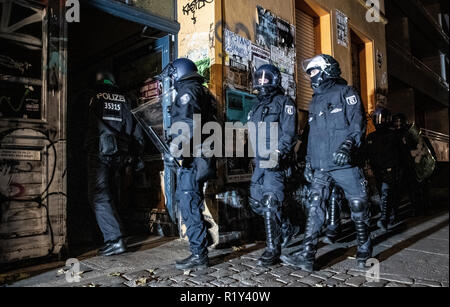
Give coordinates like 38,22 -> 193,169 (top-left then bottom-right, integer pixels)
4,210 -> 449,288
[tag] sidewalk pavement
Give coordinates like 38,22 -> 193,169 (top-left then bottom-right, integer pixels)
4,210 -> 449,288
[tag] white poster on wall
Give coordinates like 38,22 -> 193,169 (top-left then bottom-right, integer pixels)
336,10 -> 349,48
224,29 -> 252,62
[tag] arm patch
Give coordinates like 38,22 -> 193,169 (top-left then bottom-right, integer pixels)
346,95 -> 358,106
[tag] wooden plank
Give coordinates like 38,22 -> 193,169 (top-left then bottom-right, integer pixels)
5,172 -> 42,185
0,235 -> 52,263
0,205 -> 46,238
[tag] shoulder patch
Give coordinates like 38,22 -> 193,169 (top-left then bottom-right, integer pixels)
346,95 -> 358,106
285,105 -> 295,116
180,94 -> 191,105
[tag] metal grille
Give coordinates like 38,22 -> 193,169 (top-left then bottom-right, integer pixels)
296,9 -> 316,111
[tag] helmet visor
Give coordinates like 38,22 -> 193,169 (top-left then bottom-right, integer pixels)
157,64 -> 176,81
253,68 -> 275,88
301,56 -> 324,81
372,112 -> 391,126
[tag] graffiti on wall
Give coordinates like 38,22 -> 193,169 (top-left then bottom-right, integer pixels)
182,0 -> 213,24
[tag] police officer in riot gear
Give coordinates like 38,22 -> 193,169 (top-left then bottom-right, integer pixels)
248,64 -> 298,266
86,69 -> 144,257
165,58 -> 216,270
392,113 -> 436,217
366,107 -> 404,230
281,54 -> 371,271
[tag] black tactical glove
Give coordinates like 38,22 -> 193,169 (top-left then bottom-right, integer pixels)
333,140 -> 353,166
304,162 -> 314,183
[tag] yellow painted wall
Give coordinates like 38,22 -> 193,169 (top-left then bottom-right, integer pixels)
177,0 -> 216,62
223,0 -> 295,40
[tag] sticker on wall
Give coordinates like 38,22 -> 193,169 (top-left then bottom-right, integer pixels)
336,10 -> 349,48
281,72 -> 296,100
271,45 -> 296,75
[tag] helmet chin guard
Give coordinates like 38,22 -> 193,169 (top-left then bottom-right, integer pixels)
302,54 -> 342,88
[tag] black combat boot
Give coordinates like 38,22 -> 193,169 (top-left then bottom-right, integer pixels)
281,218 -> 300,248
258,210 -> 282,266
98,238 -> 127,257
377,197 -> 390,231
355,220 -> 373,269
175,253 -> 209,270
280,212 -> 319,272
323,193 -> 341,244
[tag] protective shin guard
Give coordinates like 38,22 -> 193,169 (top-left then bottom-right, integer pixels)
280,213 -> 318,272
324,195 -> 341,243
355,220 -> 373,268
258,211 -> 282,266
281,218 -> 300,248
377,196 -> 390,231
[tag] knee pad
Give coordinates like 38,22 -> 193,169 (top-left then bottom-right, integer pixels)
349,199 -> 370,221
248,197 -> 264,216
307,193 -> 323,208
261,194 -> 282,214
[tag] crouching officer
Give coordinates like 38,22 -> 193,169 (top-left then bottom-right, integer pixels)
86,69 -> 144,256
248,64 -> 298,267
281,55 -> 371,271
366,107 -> 404,230
165,58 -> 216,270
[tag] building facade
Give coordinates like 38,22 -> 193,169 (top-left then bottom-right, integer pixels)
386,0 -> 449,162
176,0 -> 390,243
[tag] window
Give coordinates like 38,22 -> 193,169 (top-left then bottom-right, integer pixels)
0,1 -> 46,121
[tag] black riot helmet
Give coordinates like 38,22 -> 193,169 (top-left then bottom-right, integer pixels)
253,64 -> 282,97
95,68 -> 116,86
160,58 -> 199,82
392,113 -> 408,131
302,54 -> 341,89
371,106 -> 392,129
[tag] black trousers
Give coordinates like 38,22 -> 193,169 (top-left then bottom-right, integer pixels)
87,154 -> 124,243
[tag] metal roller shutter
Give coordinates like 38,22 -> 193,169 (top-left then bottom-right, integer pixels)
296,9 -> 316,111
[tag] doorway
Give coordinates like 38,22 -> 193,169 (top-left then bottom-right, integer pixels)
349,28 -> 375,131
66,5 -> 171,249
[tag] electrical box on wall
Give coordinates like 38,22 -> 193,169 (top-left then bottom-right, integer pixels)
226,88 -> 256,125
